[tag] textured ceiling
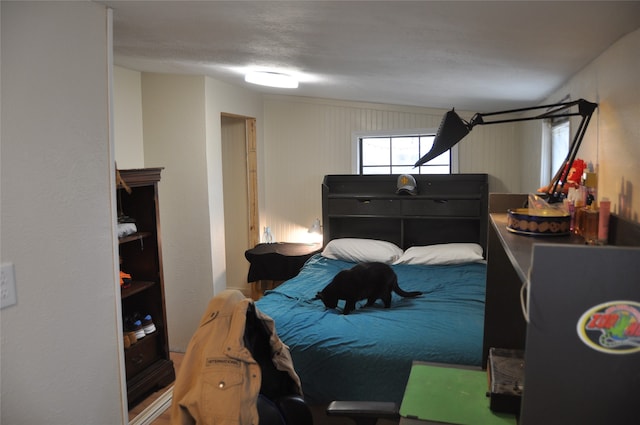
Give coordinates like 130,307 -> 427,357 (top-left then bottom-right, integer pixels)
101,0 -> 640,111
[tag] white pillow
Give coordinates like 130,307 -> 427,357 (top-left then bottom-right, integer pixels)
393,243 -> 484,266
321,238 -> 403,264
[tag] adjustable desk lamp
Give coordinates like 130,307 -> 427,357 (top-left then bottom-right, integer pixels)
416,99 -> 597,203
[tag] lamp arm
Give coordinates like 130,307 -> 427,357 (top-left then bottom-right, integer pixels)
469,99 -> 597,203
469,99 -> 589,128
415,99 -> 597,183
470,112 -> 583,128
548,110 -> 595,200
472,99 -> 581,118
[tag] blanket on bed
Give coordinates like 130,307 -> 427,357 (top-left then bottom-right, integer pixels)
255,254 -> 486,404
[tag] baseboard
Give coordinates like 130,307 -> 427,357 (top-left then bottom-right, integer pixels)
130,386 -> 173,425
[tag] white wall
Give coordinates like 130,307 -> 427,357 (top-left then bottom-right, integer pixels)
203,76 -> 263,300
518,28 -> 640,221
259,30 -> 640,234
138,74 -> 263,352
140,74 -> 213,353
1,3 -> 125,424
230,52 -> 640,242
261,96 -> 520,242
113,66 -> 145,168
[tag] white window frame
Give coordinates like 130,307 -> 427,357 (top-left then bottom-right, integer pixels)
540,119 -> 570,187
351,128 -> 459,174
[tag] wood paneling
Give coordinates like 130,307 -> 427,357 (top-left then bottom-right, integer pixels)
261,96 -> 520,243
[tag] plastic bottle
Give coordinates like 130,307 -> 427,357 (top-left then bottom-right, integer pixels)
598,198 -> 611,245
584,172 -> 598,206
567,200 -> 576,233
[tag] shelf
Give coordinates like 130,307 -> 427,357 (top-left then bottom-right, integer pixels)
119,231 -> 152,245
482,202 -> 588,367
489,213 -> 584,284
322,174 -> 488,252
124,328 -> 158,351
121,280 -> 156,299
117,167 -> 164,188
328,213 -> 480,220
126,358 -> 175,408
118,167 -> 173,410
124,332 -> 162,380
327,193 -> 482,200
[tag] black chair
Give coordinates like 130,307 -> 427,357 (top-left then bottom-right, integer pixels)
245,303 -> 398,425
326,401 -> 400,425
244,303 -> 313,425
175,290 -> 396,425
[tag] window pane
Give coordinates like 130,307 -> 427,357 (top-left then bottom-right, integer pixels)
391,137 -> 420,165
362,166 -> 390,174
551,121 -> 569,175
392,165 -> 417,174
362,138 -> 390,166
425,150 -> 449,166
419,165 -> 449,174
419,136 -> 435,159
359,132 -> 449,175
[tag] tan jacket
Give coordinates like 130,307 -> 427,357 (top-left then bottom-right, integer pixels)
171,289 -> 302,425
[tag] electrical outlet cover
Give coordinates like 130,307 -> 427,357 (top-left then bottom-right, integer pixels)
1,263 -> 17,309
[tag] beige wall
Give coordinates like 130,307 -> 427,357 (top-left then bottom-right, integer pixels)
140,74 -> 215,352
203,76 -> 264,305
261,96 -> 520,243
1,3 -> 126,424
261,26 -> 640,232
541,29 -> 639,221
133,74 -> 263,351
113,66 -> 145,169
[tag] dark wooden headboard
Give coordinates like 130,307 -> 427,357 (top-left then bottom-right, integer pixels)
321,174 -> 489,254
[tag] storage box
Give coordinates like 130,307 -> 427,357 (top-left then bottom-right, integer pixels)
488,348 -> 525,414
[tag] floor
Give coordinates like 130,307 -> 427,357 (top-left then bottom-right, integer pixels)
146,395 -> 173,425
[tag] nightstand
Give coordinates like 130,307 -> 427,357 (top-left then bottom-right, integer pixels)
244,242 -> 322,299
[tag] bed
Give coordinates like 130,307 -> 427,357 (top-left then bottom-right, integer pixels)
255,174 -> 489,404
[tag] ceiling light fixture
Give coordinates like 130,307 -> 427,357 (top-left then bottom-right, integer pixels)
245,71 -> 299,89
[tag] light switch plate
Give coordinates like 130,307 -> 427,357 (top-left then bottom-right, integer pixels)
1,263 -> 17,309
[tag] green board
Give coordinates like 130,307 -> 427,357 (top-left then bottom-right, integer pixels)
400,363 -> 516,425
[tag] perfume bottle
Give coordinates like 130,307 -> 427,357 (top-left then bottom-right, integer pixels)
582,207 -> 599,245
597,198 -> 611,245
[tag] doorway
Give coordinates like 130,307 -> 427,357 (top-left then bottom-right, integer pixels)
221,114 -> 258,294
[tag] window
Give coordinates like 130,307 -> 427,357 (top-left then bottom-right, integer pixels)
357,131 -> 452,175
550,120 -> 570,175
541,119 -> 570,186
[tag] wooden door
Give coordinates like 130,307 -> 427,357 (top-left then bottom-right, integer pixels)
221,114 -> 258,293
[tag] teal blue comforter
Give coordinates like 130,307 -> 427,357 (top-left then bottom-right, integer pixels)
255,254 -> 486,404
